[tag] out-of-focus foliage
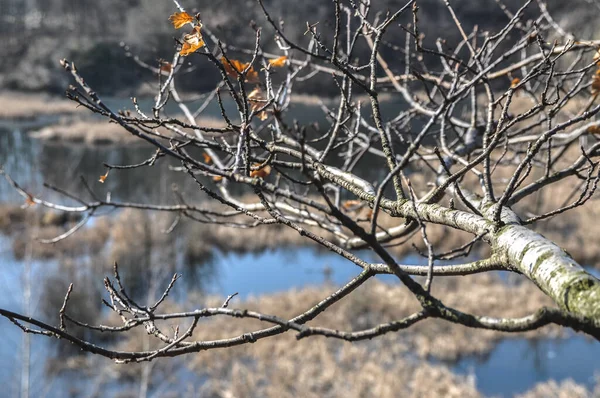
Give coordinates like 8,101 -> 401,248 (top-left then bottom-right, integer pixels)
0,0 -> 596,94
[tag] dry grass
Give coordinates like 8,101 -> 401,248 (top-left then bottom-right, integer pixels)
288,92 -> 395,106
0,203 -> 84,231
0,89 -> 227,143
515,378 -> 600,398
527,187 -> 600,266
2,205 -> 563,349
75,273 -> 564,397
190,346 -> 481,398
4,170 -> 599,267
10,218 -> 111,260
30,119 -> 138,145
1,194 -> 468,265
0,204 -> 107,260
179,273 -> 556,364
0,91 -> 80,120
29,115 -> 228,145
479,92 -> 593,129
0,204 -> 29,234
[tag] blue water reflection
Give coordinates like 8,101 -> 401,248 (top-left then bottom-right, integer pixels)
205,247 -> 362,298
454,336 -> 600,396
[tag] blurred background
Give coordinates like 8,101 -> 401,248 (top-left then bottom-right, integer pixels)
1,0 -> 600,397
1,0 -> 597,95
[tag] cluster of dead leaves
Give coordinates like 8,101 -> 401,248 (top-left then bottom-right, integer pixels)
169,12 -> 205,56
220,56 -> 288,120
165,10 -> 285,183
220,55 -> 287,83
170,12 -> 287,77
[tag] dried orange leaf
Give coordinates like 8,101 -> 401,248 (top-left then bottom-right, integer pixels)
180,25 -> 205,56
510,77 -> 521,89
221,57 -> 259,83
24,195 -> 36,207
246,69 -> 260,83
169,12 -> 194,29
342,200 -> 362,210
247,86 -> 269,120
202,152 -> 212,163
99,170 -> 109,183
587,125 -> 600,135
250,164 -> 272,178
213,175 -> 224,182
248,86 -> 262,100
160,62 -> 173,75
592,72 -> 600,95
221,57 -> 244,74
268,55 -> 288,68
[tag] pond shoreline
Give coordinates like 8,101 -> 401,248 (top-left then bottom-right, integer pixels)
1,90 -> 395,145
1,124 -> 599,397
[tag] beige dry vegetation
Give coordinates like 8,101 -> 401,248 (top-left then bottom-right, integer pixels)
0,89 -> 228,144
1,189 -> 469,267
52,274 -> 589,398
515,378 -> 600,398
30,119 -> 138,145
0,204 -> 96,259
524,182 -> 600,265
0,91 -> 80,120
29,115 -> 228,145
0,204 -> 29,233
286,92 -> 394,106
3,161 -> 600,266
181,273 -> 558,363
5,211 -> 109,260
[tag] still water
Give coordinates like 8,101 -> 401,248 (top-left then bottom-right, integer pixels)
1,120 -> 599,397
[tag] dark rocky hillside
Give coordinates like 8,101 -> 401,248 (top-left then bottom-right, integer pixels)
0,0 -> 596,95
